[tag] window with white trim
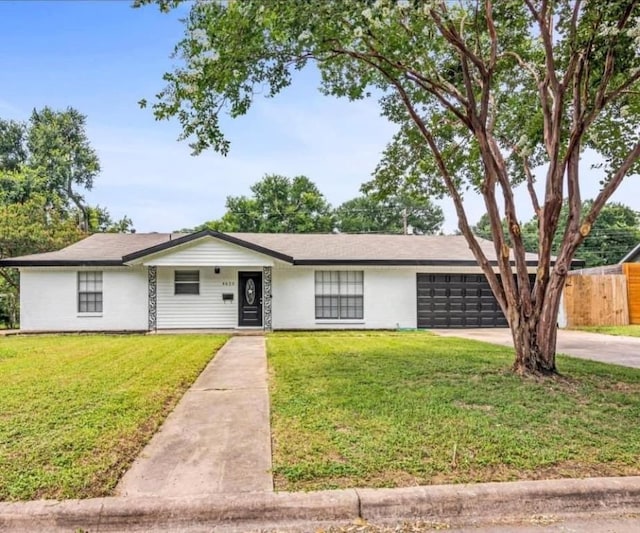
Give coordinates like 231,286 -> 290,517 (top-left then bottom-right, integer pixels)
78,271 -> 103,313
175,270 -> 200,295
315,271 -> 363,319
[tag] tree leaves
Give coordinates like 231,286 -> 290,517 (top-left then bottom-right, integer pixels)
335,193 -> 444,234
194,174 -> 334,233
141,0 -> 640,368
473,201 -> 640,267
0,107 -> 134,325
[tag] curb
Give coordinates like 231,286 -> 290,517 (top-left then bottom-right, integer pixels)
357,476 -> 640,521
1,476 -> 640,532
0,490 -> 359,532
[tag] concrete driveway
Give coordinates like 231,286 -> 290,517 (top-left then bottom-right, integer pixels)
432,328 -> 640,369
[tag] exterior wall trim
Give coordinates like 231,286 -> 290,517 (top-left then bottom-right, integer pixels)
148,266 -> 157,331
263,266 -> 272,331
2,260 -> 124,267
293,259 -> 550,267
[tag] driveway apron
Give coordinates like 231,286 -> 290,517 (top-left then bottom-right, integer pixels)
432,328 -> 640,368
116,336 -> 273,497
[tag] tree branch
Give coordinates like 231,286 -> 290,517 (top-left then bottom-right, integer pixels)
390,19 -> 471,107
485,135 -> 533,318
429,3 -> 488,78
341,43 -> 508,313
561,0 -> 583,89
557,139 -> 640,267
593,1 -> 638,112
524,0 -> 560,92
603,70 -> 640,107
480,0 -> 498,126
511,146 -> 541,214
356,36 -> 473,128
0,268 -> 18,291
583,141 -> 640,231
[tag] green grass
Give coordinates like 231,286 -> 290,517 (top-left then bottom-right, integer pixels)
576,325 -> 640,337
268,332 -> 640,491
0,334 -> 227,501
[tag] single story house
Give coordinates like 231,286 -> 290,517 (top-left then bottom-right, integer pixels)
1,230 -> 549,332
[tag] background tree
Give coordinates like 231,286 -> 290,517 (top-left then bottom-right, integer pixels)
0,108 -> 131,232
26,107 -> 100,231
474,201 -> 640,267
86,206 -> 134,234
472,213 -> 539,254
0,193 -> 84,327
0,167 -> 43,205
140,0 -> 640,375
521,201 -> 640,267
196,174 -> 334,233
0,107 -> 134,326
0,119 -> 27,172
335,193 -> 443,234
473,213 -> 499,242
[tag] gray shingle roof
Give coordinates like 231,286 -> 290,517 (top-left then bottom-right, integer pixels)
226,232 -> 540,263
0,233 -> 179,265
0,230 -> 543,266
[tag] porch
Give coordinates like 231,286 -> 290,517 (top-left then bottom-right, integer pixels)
147,265 -> 273,331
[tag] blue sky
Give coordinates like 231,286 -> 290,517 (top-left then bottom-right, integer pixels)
1,1 -> 639,233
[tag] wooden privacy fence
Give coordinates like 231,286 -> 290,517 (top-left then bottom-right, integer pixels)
563,274 -> 629,328
623,263 -> 640,325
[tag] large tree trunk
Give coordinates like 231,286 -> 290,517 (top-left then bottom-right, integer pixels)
511,319 -> 557,375
510,270 -> 566,376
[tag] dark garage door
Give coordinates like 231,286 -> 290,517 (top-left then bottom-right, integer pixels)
417,273 -> 508,328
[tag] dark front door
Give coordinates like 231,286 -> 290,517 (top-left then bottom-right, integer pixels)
238,272 -> 263,327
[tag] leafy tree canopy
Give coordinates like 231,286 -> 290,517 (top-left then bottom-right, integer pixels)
0,107 -> 133,233
0,192 -> 85,327
0,194 -> 84,262
195,174 -> 334,233
86,206 -> 134,234
0,119 -> 27,172
139,0 -> 640,374
335,193 -> 443,234
474,201 -> 640,267
0,108 -> 134,326
0,108 -> 99,220
27,107 -> 100,222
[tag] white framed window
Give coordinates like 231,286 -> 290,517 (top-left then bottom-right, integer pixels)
78,271 -> 103,313
175,270 -> 200,295
315,271 -> 363,319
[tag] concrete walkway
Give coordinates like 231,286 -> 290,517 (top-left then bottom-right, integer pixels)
432,328 -> 640,368
116,336 -> 273,497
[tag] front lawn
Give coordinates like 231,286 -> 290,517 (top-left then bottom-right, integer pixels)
576,325 -> 640,337
268,332 -> 640,491
0,334 -> 227,501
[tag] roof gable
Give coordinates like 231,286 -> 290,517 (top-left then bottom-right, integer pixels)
122,230 -> 293,266
125,232 -> 284,267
